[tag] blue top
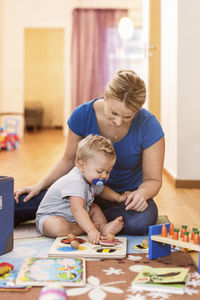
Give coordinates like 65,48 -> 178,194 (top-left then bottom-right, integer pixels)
67,98 -> 164,194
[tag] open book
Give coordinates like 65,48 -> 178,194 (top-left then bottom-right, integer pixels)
132,267 -> 189,294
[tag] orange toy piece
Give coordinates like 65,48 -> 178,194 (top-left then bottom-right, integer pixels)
180,225 -> 187,239
172,228 -> 179,248
194,231 -> 200,245
161,224 -> 168,237
183,232 -> 189,252
191,228 -> 198,241
169,223 -> 174,237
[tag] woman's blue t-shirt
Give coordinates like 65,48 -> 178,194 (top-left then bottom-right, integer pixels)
67,99 -> 164,194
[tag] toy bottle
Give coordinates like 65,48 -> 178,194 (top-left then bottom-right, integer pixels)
191,228 -> 198,241
172,228 -> 179,248
169,223 -> 174,237
183,232 -> 189,252
194,231 -> 200,245
38,286 -> 67,300
180,225 -> 187,239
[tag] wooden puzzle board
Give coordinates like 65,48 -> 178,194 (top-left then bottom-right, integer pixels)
48,235 -> 127,259
16,257 -> 86,287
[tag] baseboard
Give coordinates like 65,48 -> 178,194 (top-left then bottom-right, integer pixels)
175,180 -> 200,188
163,169 -> 200,188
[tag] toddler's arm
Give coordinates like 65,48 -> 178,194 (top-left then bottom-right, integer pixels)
70,196 -> 100,244
99,186 -> 127,203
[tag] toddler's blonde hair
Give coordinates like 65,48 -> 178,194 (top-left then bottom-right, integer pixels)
75,134 -> 116,164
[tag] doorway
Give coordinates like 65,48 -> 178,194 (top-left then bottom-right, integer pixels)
24,28 -> 64,129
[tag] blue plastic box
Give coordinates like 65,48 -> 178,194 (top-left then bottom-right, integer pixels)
0,176 -> 14,255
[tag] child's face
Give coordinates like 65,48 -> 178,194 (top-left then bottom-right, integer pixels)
78,152 -> 115,184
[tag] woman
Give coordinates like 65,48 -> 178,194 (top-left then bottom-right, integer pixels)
15,69 -> 165,235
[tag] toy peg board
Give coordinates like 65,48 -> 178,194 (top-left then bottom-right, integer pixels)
149,223 -> 200,273
151,235 -> 200,252
48,235 -> 127,259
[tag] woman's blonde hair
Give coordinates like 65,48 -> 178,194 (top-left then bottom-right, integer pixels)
104,69 -> 146,112
75,134 -> 116,164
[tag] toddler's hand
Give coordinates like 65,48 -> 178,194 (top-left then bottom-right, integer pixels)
117,191 -> 132,203
87,228 -> 101,244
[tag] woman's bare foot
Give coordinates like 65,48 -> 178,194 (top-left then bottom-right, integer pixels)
101,216 -> 124,236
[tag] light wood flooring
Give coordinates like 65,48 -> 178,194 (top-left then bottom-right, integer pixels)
1,129 -> 200,230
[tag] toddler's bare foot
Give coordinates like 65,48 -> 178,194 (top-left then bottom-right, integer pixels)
101,216 -> 124,236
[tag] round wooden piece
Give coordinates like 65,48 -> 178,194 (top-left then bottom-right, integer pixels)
67,233 -> 76,241
71,240 -> 80,249
106,233 -> 115,241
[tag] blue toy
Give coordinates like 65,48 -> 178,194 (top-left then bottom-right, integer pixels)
0,176 -> 14,255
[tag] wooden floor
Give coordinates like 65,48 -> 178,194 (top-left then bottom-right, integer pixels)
1,129 -> 200,230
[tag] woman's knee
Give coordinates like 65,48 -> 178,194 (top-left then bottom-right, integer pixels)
121,199 -> 158,235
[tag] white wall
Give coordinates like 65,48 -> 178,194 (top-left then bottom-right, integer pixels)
0,0 -> 142,136
161,0 -> 200,180
177,0 -> 200,179
161,0 -> 178,179
0,0 -> 74,136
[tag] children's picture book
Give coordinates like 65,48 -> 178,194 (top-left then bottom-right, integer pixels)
16,257 -> 86,287
132,267 -> 189,294
48,235 -> 127,259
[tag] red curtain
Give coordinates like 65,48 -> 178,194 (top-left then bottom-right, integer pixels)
71,9 -> 127,109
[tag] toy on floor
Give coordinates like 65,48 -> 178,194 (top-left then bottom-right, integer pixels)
67,233 -> 117,248
0,176 -> 14,256
0,117 -> 19,151
0,262 -> 14,276
148,223 -> 200,272
16,257 -> 85,287
99,233 -> 116,246
39,286 -> 67,300
134,238 -> 149,253
48,235 -> 127,259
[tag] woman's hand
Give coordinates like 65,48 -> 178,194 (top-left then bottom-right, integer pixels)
87,228 -> 101,244
125,189 -> 148,212
14,184 -> 42,204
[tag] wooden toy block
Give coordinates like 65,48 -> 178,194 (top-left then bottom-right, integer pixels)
148,223 -> 171,260
149,223 -> 200,273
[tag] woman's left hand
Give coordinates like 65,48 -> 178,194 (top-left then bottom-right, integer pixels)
124,189 -> 148,212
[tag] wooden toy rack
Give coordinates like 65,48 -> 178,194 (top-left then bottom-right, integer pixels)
148,223 -> 200,272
